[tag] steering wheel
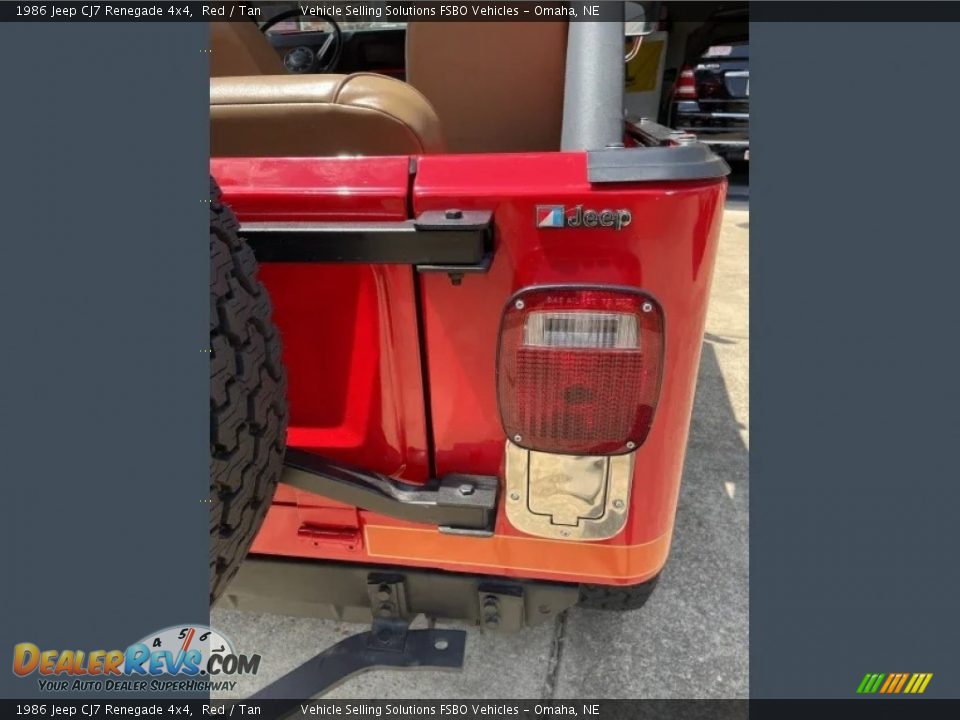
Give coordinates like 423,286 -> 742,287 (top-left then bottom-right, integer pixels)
258,11 -> 343,73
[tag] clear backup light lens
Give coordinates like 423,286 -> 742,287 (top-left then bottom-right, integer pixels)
523,312 -> 639,349
498,287 -> 664,456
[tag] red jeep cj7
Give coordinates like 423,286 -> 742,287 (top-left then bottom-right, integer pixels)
208,10 -> 728,694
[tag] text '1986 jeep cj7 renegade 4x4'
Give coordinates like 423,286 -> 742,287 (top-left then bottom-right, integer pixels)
208,5 -> 728,699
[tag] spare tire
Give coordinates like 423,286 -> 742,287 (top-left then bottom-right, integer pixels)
209,177 -> 288,603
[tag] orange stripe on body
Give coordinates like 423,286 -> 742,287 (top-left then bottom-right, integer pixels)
879,675 -> 895,693
364,524 -> 673,581
894,673 -> 909,693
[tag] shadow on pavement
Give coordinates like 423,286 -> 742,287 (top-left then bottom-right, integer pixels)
552,341 -> 749,699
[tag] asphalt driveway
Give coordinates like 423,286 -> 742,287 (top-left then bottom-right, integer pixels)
212,175 -> 749,699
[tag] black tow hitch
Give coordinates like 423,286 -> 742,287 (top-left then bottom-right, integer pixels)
249,577 -> 466,719
281,449 -> 499,536
242,453 -> 500,713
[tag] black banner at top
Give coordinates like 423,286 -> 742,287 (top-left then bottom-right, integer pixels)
1,2 -> 960,23
1,2 -> 624,23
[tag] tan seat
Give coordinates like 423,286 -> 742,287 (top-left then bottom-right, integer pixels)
211,73 -> 444,156
210,24 -> 444,157
405,20 -> 568,153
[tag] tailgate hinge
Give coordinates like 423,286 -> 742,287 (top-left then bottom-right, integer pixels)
281,449 -> 498,537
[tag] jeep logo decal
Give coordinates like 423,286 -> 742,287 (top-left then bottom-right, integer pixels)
535,205 -> 632,230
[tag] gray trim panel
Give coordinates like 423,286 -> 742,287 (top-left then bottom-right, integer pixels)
589,145 -> 731,183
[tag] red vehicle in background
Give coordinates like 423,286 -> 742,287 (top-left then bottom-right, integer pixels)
208,7 -> 728,696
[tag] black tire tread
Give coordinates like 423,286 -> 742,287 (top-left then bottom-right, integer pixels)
209,177 -> 288,603
578,574 -> 660,611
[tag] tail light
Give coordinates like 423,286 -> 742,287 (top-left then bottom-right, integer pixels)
675,66 -> 698,99
497,287 -> 664,456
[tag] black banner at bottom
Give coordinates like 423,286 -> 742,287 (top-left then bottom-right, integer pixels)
4,700 -> 960,720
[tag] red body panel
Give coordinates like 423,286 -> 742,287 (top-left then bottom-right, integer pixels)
213,157 -> 430,485
211,152 -> 726,586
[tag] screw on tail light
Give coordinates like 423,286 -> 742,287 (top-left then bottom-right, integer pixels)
497,286 -> 664,456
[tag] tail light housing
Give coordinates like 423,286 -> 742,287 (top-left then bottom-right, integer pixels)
497,287 -> 664,456
675,66 -> 698,99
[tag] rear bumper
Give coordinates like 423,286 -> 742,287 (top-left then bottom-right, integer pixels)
696,139 -> 749,162
673,102 -> 749,160
679,135 -> 748,161
218,556 -> 580,630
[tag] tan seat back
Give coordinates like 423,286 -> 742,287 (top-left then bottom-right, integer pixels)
210,73 -> 444,157
405,21 -> 568,153
211,22 -> 284,77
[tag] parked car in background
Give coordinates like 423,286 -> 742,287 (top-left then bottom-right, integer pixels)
669,40 -> 749,162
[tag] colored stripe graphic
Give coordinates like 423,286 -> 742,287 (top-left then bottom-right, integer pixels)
857,673 -> 884,693
882,673 -> 902,693
536,206 -> 565,228
858,672 -> 933,694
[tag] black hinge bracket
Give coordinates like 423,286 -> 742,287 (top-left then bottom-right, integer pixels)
241,210 -> 493,272
281,449 -> 498,536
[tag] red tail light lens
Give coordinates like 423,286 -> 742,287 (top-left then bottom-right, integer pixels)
676,66 -> 698,99
497,287 -> 664,456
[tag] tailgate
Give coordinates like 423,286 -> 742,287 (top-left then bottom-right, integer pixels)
211,156 -> 433,487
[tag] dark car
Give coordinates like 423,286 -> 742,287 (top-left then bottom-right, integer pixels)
670,40 -> 749,162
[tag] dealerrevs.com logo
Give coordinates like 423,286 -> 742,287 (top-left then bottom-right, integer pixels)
536,205 -> 632,230
12,624 -> 260,693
